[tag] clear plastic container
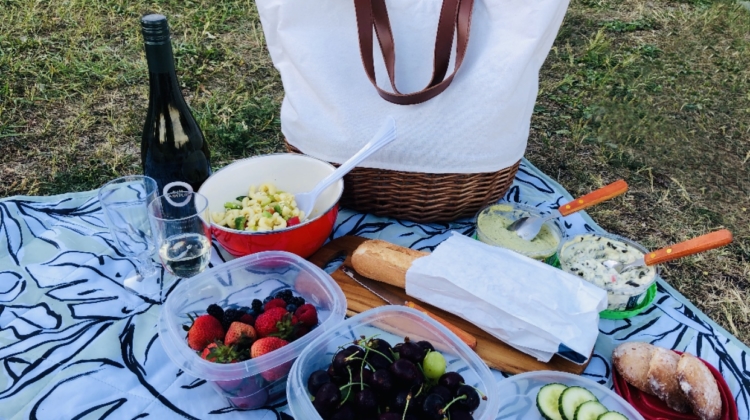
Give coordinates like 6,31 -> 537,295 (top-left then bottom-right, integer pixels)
558,232 -> 660,312
287,305 -> 500,419
475,203 -> 564,261
495,370 -> 644,419
158,251 -> 346,409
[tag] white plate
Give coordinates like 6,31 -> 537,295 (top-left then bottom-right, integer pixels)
495,371 -> 645,420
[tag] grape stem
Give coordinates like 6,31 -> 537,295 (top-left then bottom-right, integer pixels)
438,394 -> 467,415
461,382 -> 488,400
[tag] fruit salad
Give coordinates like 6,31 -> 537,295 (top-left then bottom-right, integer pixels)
185,288 -> 318,381
306,336 -> 487,420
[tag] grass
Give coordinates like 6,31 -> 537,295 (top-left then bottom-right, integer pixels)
1,0 -> 749,344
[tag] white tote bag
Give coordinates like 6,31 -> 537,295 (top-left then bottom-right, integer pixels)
256,0 -> 569,174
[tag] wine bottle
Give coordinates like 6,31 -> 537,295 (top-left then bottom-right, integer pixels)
140,14 -> 211,194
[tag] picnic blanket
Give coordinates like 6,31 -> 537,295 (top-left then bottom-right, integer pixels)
1,159 -> 748,419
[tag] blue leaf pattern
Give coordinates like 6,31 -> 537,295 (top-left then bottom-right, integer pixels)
0,158 -> 747,419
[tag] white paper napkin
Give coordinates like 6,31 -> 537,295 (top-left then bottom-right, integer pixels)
405,232 -> 608,362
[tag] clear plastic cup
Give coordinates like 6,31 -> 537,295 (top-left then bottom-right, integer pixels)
475,203 -> 564,261
158,251 -> 346,409
558,232 -> 660,312
287,305 -> 501,419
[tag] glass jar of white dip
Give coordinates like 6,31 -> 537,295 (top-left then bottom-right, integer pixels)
558,232 -> 659,311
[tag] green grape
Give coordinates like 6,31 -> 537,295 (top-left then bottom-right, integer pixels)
422,351 -> 446,380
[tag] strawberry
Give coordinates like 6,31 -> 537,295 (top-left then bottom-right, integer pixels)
214,377 -> 244,394
239,313 -> 254,326
254,307 -> 288,337
228,377 -> 269,409
250,336 -> 289,358
263,298 -> 287,311
186,314 -> 225,351
251,337 -> 292,381
200,342 -> 240,363
293,324 -> 311,339
225,322 -> 257,347
295,303 -> 318,327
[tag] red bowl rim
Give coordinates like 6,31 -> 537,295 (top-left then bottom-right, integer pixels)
612,349 -> 737,420
200,153 -> 344,236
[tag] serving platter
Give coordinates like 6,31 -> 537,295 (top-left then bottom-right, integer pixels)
308,235 -> 591,375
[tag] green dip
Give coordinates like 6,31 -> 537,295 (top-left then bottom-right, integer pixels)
476,204 -> 561,259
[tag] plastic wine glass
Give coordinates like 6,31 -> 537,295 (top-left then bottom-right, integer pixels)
602,229 -> 733,273
98,175 -> 161,297
295,116 -> 397,221
148,182 -> 212,278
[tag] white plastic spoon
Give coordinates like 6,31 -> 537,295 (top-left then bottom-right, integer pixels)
295,117 -> 397,221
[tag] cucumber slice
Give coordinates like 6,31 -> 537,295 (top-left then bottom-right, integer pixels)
559,386 -> 598,420
536,383 -> 568,420
574,401 -> 608,420
597,412 -> 629,420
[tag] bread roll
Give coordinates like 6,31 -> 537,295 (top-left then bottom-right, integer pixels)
647,347 -> 691,413
678,353 -> 722,420
351,240 -> 428,288
612,342 -> 656,395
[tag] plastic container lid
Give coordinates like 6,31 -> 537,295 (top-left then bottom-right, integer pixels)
600,283 -> 657,320
495,370 -> 644,419
475,203 -> 564,260
286,305 -> 501,419
157,251 -> 346,407
613,350 -> 738,420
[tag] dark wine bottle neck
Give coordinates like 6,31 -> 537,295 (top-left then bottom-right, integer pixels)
145,42 -> 177,75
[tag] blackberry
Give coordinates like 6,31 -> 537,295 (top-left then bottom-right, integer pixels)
251,299 -> 263,311
275,289 -> 291,302
238,306 -> 251,314
222,309 -> 242,329
293,296 -> 306,307
206,304 -> 224,322
275,289 -> 294,302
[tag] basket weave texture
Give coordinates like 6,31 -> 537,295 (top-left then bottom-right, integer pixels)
285,142 -> 520,223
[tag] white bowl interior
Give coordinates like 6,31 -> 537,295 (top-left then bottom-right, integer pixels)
198,154 -> 343,221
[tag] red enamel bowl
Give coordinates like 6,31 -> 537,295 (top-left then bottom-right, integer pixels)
613,350 -> 737,420
198,154 -> 343,258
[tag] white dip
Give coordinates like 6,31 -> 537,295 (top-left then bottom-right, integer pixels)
559,234 -> 657,311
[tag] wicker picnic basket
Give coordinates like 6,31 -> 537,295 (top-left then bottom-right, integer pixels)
286,142 -> 520,223
262,0 -> 557,222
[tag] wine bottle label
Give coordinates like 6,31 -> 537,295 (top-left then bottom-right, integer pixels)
166,106 -> 190,149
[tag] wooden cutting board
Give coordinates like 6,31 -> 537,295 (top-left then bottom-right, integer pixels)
308,236 -> 590,375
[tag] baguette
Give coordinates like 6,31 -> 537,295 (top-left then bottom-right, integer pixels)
351,240 -> 428,288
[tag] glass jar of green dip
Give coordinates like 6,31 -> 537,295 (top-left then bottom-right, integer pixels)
475,203 -> 563,261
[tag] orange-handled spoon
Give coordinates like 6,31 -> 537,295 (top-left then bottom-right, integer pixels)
507,179 -> 629,240
602,229 -> 733,273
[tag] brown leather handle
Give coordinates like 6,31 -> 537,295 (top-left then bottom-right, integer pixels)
354,0 -> 475,105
